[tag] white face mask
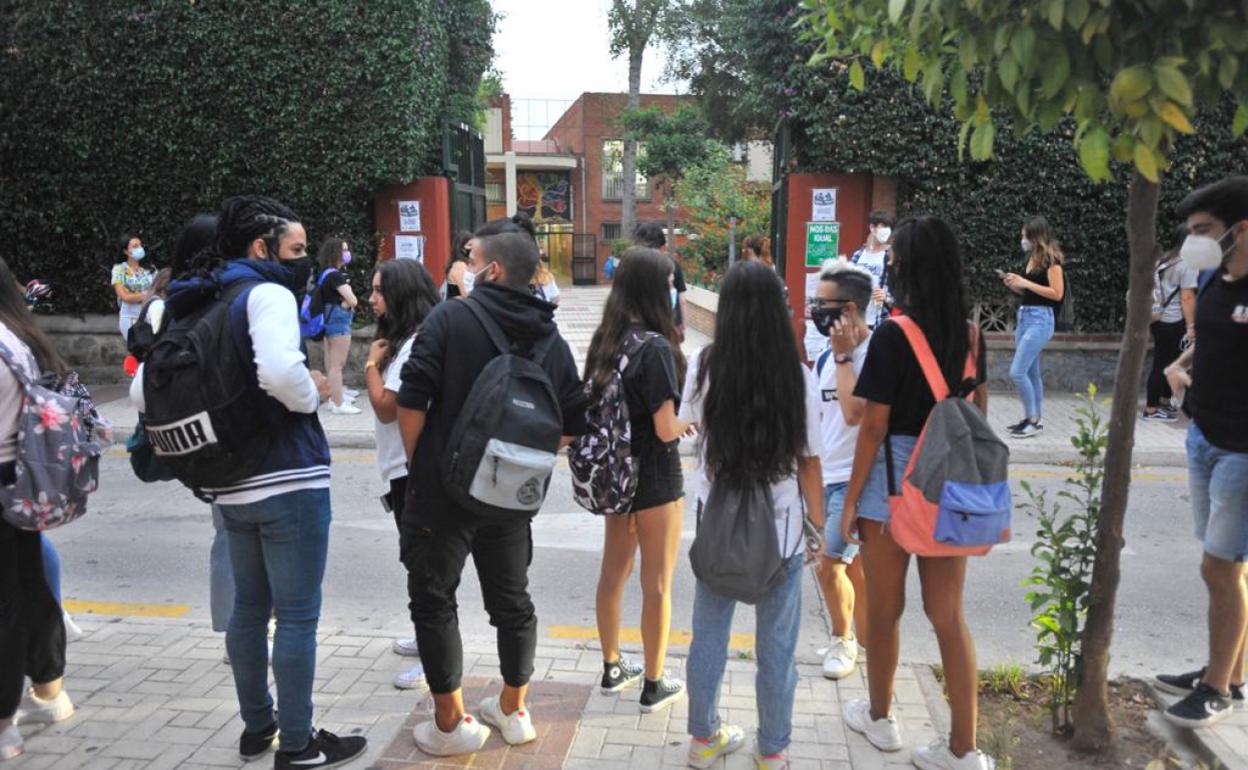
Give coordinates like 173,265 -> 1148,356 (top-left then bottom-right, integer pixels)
875,226 -> 892,243
1180,226 -> 1239,272
462,262 -> 492,295
1021,239 -> 1033,253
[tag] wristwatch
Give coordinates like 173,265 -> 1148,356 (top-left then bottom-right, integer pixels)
834,354 -> 854,365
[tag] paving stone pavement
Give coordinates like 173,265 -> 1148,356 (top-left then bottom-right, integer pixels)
5,615 -> 952,770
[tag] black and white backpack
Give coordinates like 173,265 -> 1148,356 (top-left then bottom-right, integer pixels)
568,331 -> 657,515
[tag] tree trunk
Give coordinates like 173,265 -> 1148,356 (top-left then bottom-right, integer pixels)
665,179 -> 676,248
621,48 -> 643,240
1070,171 -> 1161,752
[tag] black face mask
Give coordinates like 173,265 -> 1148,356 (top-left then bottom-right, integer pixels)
811,306 -> 843,336
281,256 -> 316,295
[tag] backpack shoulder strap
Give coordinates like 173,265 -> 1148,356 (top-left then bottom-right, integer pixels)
892,315 -> 951,401
464,295 -> 513,356
317,268 -> 336,287
1198,268 -> 1219,299
0,339 -> 35,388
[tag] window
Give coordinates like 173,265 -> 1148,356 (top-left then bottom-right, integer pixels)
486,181 -> 505,203
601,140 -> 650,201
600,222 -> 622,242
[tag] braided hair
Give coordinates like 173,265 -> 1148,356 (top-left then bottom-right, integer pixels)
183,195 -> 300,279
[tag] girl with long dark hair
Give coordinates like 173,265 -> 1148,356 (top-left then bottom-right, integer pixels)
1002,215 -> 1065,438
840,216 -> 993,770
111,233 -> 154,339
317,237 -> 360,414
364,258 -> 440,689
0,256 -> 76,761
444,231 -> 473,300
678,260 -> 824,770
585,247 -> 688,712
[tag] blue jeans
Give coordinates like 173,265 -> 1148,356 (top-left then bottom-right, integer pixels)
1010,306 -> 1055,421
219,488 -> 331,753
324,305 -> 352,337
823,483 -> 859,562
210,505 -> 235,633
1188,423 -> 1248,563
687,555 -> 802,756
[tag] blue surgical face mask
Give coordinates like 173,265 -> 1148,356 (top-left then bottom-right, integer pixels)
130,247 -> 146,261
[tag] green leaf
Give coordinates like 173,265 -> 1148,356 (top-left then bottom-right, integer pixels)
970,119 -> 996,160
1134,141 -> 1160,183
1139,116 -> 1163,148
1068,0 -> 1090,28
1010,26 -> 1036,67
1158,102 -> 1195,134
951,67 -> 969,108
1233,104 -> 1248,138
1219,56 -> 1240,91
1154,65 -> 1193,107
1047,0 -> 1063,30
999,55 -> 1020,92
849,59 -> 865,90
888,0 -> 907,23
1111,133 -> 1135,162
1078,127 -> 1111,182
957,118 -> 973,161
1041,49 -> 1071,98
1109,66 -> 1152,106
903,45 -> 922,82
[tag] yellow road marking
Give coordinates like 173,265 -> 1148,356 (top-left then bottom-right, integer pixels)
62,599 -> 191,618
548,624 -> 755,651
1012,469 -> 1185,482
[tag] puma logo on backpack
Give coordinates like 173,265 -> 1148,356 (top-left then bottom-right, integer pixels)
885,315 -> 1011,556
568,331 -> 657,515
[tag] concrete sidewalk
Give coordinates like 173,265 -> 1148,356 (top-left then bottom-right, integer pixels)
7,615 -> 949,770
94,286 -> 1190,466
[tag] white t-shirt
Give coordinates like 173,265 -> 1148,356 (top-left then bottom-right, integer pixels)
375,336 -> 415,483
817,336 -> 870,485
1153,259 -> 1197,325
679,350 -> 822,558
854,247 -> 888,327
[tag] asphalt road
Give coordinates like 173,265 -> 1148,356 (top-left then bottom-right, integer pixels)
49,448 -> 1200,680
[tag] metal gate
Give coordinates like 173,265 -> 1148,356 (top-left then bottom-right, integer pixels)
444,120 -> 486,247
769,117 -> 792,283
571,234 -> 598,285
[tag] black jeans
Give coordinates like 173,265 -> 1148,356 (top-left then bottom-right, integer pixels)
400,509 -> 536,694
0,521 -> 66,718
1147,320 -> 1186,408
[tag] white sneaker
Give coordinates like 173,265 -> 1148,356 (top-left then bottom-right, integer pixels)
328,402 -> 362,415
478,696 -> 537,746
393,663 -> 428,690
15,689 -> 74,725
912,738 -> 995,770
412,714 -> 491,756
844,698 -> 902,752
393,637 -> 421,657
63,611 -> 84,643
0,725 -> 23,761
822,635 -> 858,680
687,724 -> 745,769
344,389 -> 360,399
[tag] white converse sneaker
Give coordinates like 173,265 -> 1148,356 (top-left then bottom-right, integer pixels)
822,635 -> 858,680
843,698 -> 902,751
392,637 -> 421,657
0,724 -> 23,761
912,738 -> 995,770
15,689 -> 73,725
328,402 -> 362,416
412,714 -> 490,757
393,663 -> 427,690
478,696 -> 536,746
687,724 -> 745,769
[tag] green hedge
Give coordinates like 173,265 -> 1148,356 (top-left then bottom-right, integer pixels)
0,1 -> 493,315
720,0 -> 1248,332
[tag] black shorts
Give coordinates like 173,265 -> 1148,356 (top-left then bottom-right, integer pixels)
630,439 -> 684,511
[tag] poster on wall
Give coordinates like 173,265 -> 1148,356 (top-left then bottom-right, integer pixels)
811,188 -> 838,222
805,222 -> 840,267
516,171 -> 572,223
805,271 -> 821,316
398,201 -> 422,232
395,235 -> 424,263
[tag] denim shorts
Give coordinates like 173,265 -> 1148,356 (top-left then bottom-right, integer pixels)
1188,423 -> 1248,563
324,305 -> 353,337
858,435 -> 918,525
823,482 -> 859,562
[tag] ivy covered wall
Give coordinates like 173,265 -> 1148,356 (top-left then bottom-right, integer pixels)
0,1 -> 494,313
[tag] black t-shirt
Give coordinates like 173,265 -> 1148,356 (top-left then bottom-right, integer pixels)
672,262 -> 688,326
396,284 -> 587,521
320,269 -> 348,308
1021,264 -> 1063,309
854,318 -> 988,436
623,333 -> 680,454
1189,270 -> 1248,452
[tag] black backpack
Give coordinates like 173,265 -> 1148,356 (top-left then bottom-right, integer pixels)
126,298 -> 162,359
141,280 -> 273,501
440,297 -> 564,517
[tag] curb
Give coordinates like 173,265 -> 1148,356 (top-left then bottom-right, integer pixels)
1144,679 -> 1245,770
914,663 -> 951,737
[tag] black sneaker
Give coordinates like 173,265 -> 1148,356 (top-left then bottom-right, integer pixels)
639,675 -> 685,713
1155,667 -> 1205,696
1164,682 -> 1233,729
601,656 -> 644,693
274,729 -> 367,770
1142,409 -> 1178,422
239,720 -> 278,762
1010,421 -> 1043,439
1005,419 -> 1029,433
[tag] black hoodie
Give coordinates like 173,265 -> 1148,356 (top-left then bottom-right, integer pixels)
397,281 -> 586,520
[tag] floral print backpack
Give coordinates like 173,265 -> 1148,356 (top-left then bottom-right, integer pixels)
0,339 -> 102,531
